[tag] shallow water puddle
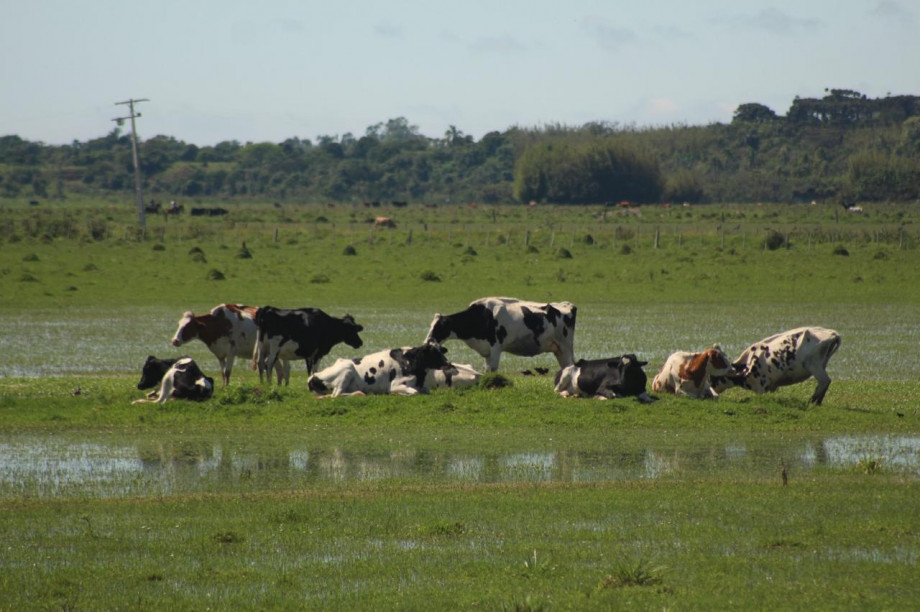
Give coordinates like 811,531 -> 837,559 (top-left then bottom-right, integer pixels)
1,433 -> 916,500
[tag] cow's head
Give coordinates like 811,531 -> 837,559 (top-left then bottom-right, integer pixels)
617,354 -> 649,395
137,355 -> 177,390
703,345 -> 733,377
171,311 -> 197,347
404,342 -> 450,375
340,314 -> 364,349
710,363 -> 747,394
425,313 -> 453,345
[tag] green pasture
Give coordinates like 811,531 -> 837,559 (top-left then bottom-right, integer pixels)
1,200 -> 919,610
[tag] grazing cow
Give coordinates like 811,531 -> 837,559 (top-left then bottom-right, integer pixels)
374,216 -> 396,228
425,297 -> 577,372
554,355 -> 655,403
171,304 -> 288,386
253,307 -> 364,385
710,327 -> 842,405
137,356 -> 180,390
190,207 -> 228,216
133,357 -> 214,404
424,363 -> 482,390
307,343 -> 450,397
651,345 -> 733,399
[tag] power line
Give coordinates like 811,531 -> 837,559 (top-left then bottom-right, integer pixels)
113,98 -> 149,232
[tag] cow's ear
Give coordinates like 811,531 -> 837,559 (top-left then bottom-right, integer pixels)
438,345 -> 448,354
356,325 -> 364,332
637,360 -> 648,367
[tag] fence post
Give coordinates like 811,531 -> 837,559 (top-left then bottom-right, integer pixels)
654,227 -> 660,249
274,227 -> 279,243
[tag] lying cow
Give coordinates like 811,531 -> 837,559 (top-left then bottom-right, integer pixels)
651,345 -> 733,399
711,327 -> 842,405
307,343 -> 451,397
171,304 -> 288,386
133,357 -> 214,404
425,297 -> 576,372
424,363 -> 482,390
554,354 -> 655,403
253,306 -> 364,385
137,356 -> 179,390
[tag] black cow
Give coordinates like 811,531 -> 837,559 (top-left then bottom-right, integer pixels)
133,357 -> 214,404
425,297 -> 577,372
190,207 -> 228,216
553,354 -> 656,403
137,355 -> 180,390
253,306 -> 364,385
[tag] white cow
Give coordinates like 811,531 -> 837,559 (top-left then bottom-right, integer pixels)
425,297 -> 577,372
652,345 -> 734,399
307,344 -> 451,397
711,327 -> 842,405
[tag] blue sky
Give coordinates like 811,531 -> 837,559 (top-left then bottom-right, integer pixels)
2,0 -> 917,146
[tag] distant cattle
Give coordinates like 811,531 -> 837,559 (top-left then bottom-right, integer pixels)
171,304 -> 287,386
145,201 -> 161,214
711,327 -> 842,405
425,297 -> 577,372
132,357 -> 214,404
554,354 -> 655,403
374,216 -> 396,228
190,207 -> 228,216
137,356 -> 180,390
253,307 -> 364,385
307,343 -> 451,397
391,200 -> 408,208
651,345 -> 733,399
423,362 -> 482,390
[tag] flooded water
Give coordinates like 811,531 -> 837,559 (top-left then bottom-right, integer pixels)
2,432 -> 917,500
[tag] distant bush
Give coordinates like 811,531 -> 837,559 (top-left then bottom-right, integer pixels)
620,244 -> 633,255
557,248 -> 573,259
22,253 -> 39,262
343,245 -> 357,256
420,270 -> 441,282
833,245 -> 850,256
152,243 -> 165,251
763,231 -> 787,251
309,274 -> 331,284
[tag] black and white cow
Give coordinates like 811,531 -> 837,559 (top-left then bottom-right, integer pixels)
133,357 -> 214,404
710,327 -> 842,405
554,354 -> 655,403
425,297 -> 577,372
424,363 -> 482,390
137,356 -> 180,390
307,343 -> 451,397
253,306 -> 364,385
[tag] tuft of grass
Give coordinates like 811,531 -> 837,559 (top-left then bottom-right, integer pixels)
556,247 -> 573,259
310,273 -> 331,284
206,268 -> 225,281
833,245 -> 850,256
420,270 -> 441,282
481,373 -> 513,389
598,558 -> 665,589
343,245 -> 357,256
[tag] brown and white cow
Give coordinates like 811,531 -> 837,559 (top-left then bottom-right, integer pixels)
171,303 -> 288,386
711,327 -> 842,405
651,345 -> 733,399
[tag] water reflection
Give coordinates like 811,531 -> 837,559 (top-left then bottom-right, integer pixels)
1,434 -> 917,500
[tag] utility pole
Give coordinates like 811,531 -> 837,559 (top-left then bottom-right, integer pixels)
113,98 -> 149,233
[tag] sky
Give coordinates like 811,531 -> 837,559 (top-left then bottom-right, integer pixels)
2,0 -> 918,146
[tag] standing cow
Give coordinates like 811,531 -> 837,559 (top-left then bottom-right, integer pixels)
171,304 -> 288,386
253,306 -> 364,385
554,354 -> 655,403
710,327 -> 842,405
651,345 -> 733,399
307,343 -> 451,397
425,297 -> 577,372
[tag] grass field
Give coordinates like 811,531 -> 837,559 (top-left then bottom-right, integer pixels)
1,199 -> 919,610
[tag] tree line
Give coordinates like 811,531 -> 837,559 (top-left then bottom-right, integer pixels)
2,90 -> 919,205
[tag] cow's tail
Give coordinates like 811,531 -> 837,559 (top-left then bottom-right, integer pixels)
251,326 -> 264,376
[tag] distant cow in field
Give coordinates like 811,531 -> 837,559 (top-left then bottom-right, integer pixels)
711,327 -> 842,405
137,356 -> 180,391
374,216 -> 396,228
554,354 -> 655,403
133,357 -> 214,404
145,201 -> 161,214
190,207 -> 228,216
425,297 -> 577,372
171,304 -> 288,386
253,307 -> 364,385
652,345 -> 733,399
307,343 -> 451,397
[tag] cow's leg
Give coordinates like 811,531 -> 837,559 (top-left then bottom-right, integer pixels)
486,346 -> 502,372
223,354 -> 235,386
810,368 -> 831,405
